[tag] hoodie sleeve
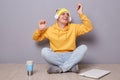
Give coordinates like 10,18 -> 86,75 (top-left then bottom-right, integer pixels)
32,29 -> 48,41
75,13 -> 93,36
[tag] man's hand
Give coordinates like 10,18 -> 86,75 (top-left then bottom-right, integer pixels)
38,20 -> 47,31
76,2 -> 83,14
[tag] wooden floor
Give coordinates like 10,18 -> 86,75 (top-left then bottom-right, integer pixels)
0,64 -> 120,80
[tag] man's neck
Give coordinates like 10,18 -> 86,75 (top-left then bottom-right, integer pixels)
57,21 -> 68,29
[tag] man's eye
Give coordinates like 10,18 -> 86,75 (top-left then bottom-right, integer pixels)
67,13 -> 69,16
62,13 -> 65,15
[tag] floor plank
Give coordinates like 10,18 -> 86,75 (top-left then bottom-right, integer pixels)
0,64 -> 120,80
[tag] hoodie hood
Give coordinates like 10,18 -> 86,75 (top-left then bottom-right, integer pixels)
52,22 -> 70,40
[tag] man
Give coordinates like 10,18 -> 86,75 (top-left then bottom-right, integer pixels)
32,2 -> 93,74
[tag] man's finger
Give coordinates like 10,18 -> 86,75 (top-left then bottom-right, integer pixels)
77,5 -> 81,10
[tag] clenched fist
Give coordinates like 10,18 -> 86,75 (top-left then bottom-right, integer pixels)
38,20 -> 47,31
76,2 -> 83,14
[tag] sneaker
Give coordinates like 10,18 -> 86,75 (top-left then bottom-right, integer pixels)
47,65 -> 63,74
69,65 -> 79,73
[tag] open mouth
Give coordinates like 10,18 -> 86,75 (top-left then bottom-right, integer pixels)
62,18 -> 68,21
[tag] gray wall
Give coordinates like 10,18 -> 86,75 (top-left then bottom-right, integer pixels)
0,0 -> 120,63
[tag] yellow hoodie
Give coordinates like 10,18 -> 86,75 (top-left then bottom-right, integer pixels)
32,14 -> 93,52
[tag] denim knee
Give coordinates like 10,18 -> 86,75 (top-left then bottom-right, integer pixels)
41,47 -> 50,58
80,44 -> 88,51
74,44 -> 88,55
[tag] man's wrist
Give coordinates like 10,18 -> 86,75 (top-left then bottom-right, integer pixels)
38,28 -> 47,33
78,11 -> 83,15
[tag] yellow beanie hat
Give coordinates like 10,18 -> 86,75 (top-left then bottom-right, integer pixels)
54,8 -> 71,21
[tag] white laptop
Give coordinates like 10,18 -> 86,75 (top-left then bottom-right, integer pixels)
79,69 -> 111,79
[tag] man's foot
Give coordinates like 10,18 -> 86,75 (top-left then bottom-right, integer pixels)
69,65 -> 79,73
47,65 -> 63,74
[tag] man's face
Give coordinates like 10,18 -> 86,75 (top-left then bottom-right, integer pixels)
58,12 -> 69,25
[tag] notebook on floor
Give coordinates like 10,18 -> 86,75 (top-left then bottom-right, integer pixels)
79,69 -> 111,79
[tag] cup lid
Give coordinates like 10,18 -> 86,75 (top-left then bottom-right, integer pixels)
26,60 -> 33,64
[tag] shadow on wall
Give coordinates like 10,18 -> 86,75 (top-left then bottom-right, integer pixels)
35,39 -> 50,48
76,32 -> 96,46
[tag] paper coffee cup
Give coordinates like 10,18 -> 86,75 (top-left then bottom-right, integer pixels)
26,60 -> 33,76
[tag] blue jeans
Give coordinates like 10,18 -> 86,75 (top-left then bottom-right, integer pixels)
41,45 -> 87,72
